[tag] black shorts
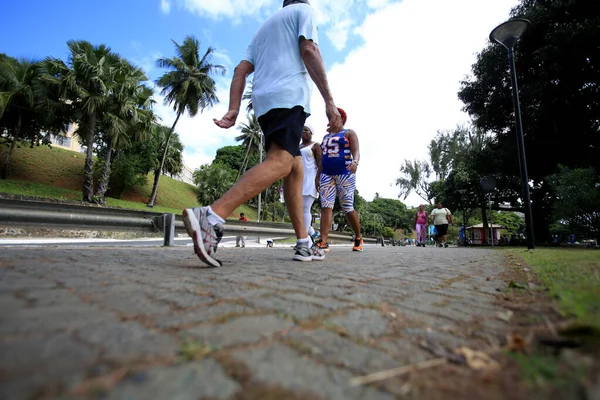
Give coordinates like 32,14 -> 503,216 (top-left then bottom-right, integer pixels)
435,224 -> 449,236
258,106 -> 308,157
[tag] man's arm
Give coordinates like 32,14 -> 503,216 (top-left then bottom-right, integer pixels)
300,39 -> 342,133
345,129 -> 360,174
213,60 -> 254,129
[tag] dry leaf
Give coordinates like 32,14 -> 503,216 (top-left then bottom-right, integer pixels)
454,347 -> 500,372
505,333 -> 527,352
497,310 -> 514,322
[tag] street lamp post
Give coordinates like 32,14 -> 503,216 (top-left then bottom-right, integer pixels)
490,18 -> 535,250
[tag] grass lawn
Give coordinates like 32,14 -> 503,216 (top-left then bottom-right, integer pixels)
2,145 -> 260,220
505,248 -> 600,397
508,248 -> 600,329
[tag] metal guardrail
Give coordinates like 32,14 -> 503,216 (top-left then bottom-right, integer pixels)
0,198 -> 368,246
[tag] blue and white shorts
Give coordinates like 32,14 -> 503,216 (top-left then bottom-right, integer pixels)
319,173 -> 356,213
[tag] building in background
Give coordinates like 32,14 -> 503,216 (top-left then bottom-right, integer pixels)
47,123 -> 85,153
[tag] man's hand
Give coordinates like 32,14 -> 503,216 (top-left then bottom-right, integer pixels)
326,104 -> 343,133
213,110 -> 239,129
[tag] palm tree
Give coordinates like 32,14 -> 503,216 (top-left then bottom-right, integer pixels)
148,35 -> 225,207
151,124 -> 184,185
234,112 -> 263,181
44,41 -> 120,202
242,82 -> 253,113
94,61 -> 155,203
0,56 -> 67,179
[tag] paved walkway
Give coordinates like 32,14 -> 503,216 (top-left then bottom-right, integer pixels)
0,244 -> 510,399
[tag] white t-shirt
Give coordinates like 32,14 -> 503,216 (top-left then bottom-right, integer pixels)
244,4 -> 318,118
431,207 -> 451,225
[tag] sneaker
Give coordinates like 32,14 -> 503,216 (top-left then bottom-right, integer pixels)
310,230 -> 320,240
182,207 -> 224,267
293,244 -> 313,261
352,237 -> 363,252
315,239 -> 330,253
311,243 -> 325,261
444,242 -> 449,248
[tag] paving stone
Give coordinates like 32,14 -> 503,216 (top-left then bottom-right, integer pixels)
326,309 -> 389,338
245,296 -> 327,319
107,358 -> 240,400
184,314 -> 294,348
149,290 -> 213,309
0,293 -> 28,312
0,271 -> 56,292
89,293 -> 171,316
19,288 -> 84,306
77,322 -> 179,362
209,287 -> 272,300
0,332 -> 97,398
154,303 -> 254,328
289,329 -> 399,373
232,344 -> 392,400
277,292 -> 349,310
0,304 -> 116,334
377,338 -> 435,363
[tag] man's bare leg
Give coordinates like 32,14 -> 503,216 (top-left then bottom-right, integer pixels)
345,210 -> 361,238
283,156 -> 308,239
319,207 -> 333,242
211,143 -> 293,221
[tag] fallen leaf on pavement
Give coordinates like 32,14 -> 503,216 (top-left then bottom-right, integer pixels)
454,347 -> 500,372
505,333 -> 527,352
497,310 -> 514,322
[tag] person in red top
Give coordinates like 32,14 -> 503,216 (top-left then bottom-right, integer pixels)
236,213 -> 249,248
414,204 -> 428,247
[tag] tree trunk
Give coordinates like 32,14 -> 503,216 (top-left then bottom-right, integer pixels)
236,136 -> 253,183
1,114 -> 22,180
83,112 -> 97,203
148,111 -> 181,207
0,139 -> 17,180
94,136 -> 114,204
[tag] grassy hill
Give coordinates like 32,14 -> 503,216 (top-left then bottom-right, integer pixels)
1,145 -> 257,220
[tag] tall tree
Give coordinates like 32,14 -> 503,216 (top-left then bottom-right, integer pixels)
193,162 -> 235,206
234,112 -> 263,181
44,41 -> 120,202
94,63 -> 155,203
458,0 -> 600,241
0,55 -> 67,179
395,159 -> 436,204
149,35 -> 225,207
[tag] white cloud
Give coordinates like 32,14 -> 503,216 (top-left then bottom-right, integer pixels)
172,0 -> 376,51
161,0 -> 171,14
173,0 -> 275,21
306,0 -> 519,206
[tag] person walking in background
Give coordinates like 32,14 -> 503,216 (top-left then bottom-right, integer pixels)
300,125 -> 321,240
183,0 -> 343,267
430,201 -> 453,248
315,108 -> 363,252
414,204 -> 428,247
235,212 -> 248,248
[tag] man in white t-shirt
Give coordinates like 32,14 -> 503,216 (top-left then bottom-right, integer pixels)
430,201 -> 453,248
183,0 -> 343,267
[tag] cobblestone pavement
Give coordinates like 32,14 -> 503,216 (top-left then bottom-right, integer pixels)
0,244 -> 512,399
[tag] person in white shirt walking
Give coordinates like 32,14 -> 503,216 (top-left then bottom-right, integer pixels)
430,201 -> 453,248
182,0 -> 342,267
300,125 -> 321,240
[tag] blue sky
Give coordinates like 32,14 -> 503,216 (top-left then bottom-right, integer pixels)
1,0 -> 520,206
